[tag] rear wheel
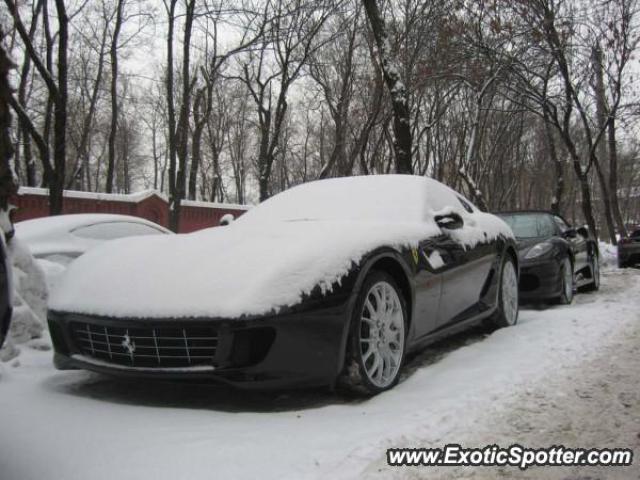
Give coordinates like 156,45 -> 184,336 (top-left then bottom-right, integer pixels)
487,255 -> 519,328
582,251 -> 600,292
339,271 -> 407,396
555,257 -> 574,305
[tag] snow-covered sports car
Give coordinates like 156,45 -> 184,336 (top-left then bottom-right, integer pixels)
48,176 -> 518,395
15,214 -> 172,290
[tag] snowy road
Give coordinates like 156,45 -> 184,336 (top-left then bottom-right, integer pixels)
1,269 -> 639,480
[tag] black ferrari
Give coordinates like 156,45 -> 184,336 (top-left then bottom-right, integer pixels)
496,211 -> 600,304
48,175 -> 519,395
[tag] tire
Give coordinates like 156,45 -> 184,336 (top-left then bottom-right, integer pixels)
555,257 -> 574,305
339,271 -> 408,396
582,251 -> 600,292
487,255 -> 519,328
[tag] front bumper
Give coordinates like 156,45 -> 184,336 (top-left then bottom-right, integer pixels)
48,302 -> 353,390
517,257 -> 563,301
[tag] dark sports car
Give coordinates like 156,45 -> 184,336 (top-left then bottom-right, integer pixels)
617,228 -> 640,268
48,175 -> 518,395
496,211 -> 599,304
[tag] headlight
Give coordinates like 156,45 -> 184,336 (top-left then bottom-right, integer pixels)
524,242 -> 554,259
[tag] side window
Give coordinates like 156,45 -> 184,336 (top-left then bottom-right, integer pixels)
72,222 -> 166,240
456,196 -> 475,214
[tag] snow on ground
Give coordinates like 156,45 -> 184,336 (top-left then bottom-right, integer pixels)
0,269 -> 638,480
599,240 -> 619,269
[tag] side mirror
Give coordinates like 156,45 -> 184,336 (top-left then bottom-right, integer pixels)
435,212 -> 464,230
562,227 -> 578,239
219,213 -> 235,226
576,226 -> 589,238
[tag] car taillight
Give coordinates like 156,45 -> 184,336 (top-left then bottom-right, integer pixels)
619,238 -> 632,245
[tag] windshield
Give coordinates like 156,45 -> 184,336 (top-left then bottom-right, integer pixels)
498,213 -> 557,239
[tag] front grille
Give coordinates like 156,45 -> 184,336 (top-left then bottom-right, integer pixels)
71,322 -> 218,368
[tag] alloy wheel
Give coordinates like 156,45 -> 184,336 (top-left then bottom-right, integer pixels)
562,258 -> 574,303
501,260 -> 519,325
359,281 -> 405,388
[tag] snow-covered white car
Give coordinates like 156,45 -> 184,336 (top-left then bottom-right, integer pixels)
16,214 -> 172,288
48,175 -> 518,395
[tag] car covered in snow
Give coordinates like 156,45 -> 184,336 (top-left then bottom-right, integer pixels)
48,175 -> 519,395
495,211 -> 599,304
617,227 -> 640,268
16,214 -> 172,264
15,214 -> 172,288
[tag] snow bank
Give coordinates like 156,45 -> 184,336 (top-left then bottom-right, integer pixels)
49,176 -> 513,319
0,237 -> 47,362
598,241 -> 618,270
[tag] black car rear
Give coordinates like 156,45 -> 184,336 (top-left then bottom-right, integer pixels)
618,228 -> 640,268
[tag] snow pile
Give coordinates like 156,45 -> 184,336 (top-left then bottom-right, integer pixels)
598,241 -> 618,270
50,221 -> 440,319
49,176 -> 513,319
0,237 -> 47,362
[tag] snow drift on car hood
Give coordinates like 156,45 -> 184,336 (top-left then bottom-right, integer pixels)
48,221 -> 433,319
49,214 -> 512,319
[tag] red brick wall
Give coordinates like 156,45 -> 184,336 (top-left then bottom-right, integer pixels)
11,190 -> 247,233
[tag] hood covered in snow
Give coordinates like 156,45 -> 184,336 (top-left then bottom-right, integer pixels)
49,220 -> 439,319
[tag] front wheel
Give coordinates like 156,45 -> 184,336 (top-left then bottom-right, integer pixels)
339,271 -> 407,396
555,257 -> 574,305
487,255 -> 519,328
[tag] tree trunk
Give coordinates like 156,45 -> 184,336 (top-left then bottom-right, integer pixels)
166,0 -> 178,224
362,0 -> 412,174
50,0 -> 68,215
591,45 -> 617,244
106,0 -> 124,193
607,118 -> 627,237
0,32 -> 18,215
169,0 -> 195,231
542,114 -> 564,216
16,0 -> 43,187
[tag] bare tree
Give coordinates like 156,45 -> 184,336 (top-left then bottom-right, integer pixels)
362,0 -> 412,174
0,28 -> 18,218
5,0 -> 70,214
